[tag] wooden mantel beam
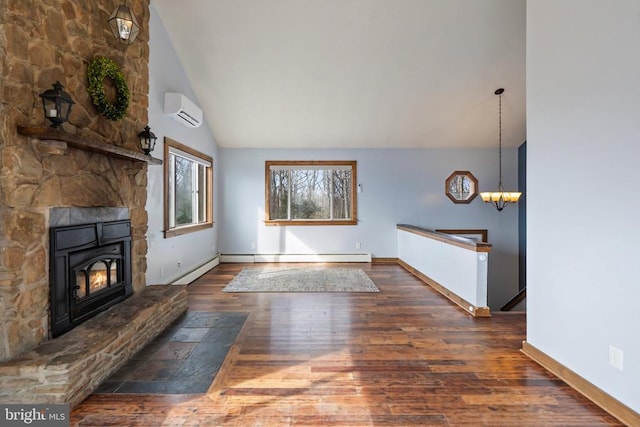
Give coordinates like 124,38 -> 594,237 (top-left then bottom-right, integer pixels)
17,126 -> 162,165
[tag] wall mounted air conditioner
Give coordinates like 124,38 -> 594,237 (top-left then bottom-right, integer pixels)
164,92 -> 203,128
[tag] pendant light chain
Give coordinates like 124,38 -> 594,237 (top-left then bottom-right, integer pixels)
498,90 -> 503,189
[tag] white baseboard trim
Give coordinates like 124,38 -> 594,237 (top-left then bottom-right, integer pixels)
220,253 -> 372,263
220,254 -> 256,263
169,256 -> 220,285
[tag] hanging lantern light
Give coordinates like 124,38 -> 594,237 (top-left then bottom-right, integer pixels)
108,4 -> 140,45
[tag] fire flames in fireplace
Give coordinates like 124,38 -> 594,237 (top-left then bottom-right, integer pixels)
89,267 -> 108,291
75,261 -> 118,299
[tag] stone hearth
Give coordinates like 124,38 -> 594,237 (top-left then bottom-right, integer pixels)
0,284 -> 187,407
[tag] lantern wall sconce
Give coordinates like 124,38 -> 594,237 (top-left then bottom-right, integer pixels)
138,125 -> 157,155
39,81 -> 75,129
108,4 -> 140,45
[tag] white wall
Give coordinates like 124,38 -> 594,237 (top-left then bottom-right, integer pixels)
146,4 -> 220,284
219,147 -> 519,309
527,0 -> 640,411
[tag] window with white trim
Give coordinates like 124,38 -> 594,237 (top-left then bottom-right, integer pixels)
164,137 -> 213,238
265,160 -> 357,226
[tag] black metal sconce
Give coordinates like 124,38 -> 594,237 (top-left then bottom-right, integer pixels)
138,125 -> 157,155
39,81 -> 75,129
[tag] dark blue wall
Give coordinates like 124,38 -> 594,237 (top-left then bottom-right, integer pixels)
518,141 -> 527,291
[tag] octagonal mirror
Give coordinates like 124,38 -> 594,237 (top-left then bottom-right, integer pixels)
445,171 -> 478,204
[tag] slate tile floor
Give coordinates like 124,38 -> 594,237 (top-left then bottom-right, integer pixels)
95,311 -> 247,394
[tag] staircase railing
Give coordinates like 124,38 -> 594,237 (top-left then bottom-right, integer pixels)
501,287 -> 526,311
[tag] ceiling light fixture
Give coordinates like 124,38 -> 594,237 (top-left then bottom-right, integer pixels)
480,88 -> 522,211
108,4 -> 140,45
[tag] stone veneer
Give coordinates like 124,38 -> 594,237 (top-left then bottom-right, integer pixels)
0,0 -> 152,363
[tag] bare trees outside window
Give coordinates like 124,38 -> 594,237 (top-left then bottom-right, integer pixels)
164,138 -> 213,238
265,161 -> 357,226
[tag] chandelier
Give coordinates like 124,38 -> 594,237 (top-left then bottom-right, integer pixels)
480,88 -> 522,211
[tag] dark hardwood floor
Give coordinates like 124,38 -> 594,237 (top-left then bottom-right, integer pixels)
71,263 -> 622,426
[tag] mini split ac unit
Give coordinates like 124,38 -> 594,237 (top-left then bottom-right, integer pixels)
163,92 -> 203,128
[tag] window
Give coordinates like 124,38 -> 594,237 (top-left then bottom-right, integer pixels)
164,137 -> 213,238
265,160 -> 357,226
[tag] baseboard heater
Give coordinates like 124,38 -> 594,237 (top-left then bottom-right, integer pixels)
169,256 -> 220,285
220,253 -> 372,263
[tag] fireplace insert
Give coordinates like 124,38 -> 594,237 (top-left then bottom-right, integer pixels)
49,220 -> 133,337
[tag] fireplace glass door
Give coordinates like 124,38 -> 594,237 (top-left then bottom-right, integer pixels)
75,258 -> 120,300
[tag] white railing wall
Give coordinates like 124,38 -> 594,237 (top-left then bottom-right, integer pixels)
397,225 -> 491,316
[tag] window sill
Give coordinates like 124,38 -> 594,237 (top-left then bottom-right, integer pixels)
264,220 -> 357,226
164,222 -> 213,238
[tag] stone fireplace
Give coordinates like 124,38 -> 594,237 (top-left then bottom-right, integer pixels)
0,2 -> 190,405
0,1 -> 153,362
0,140 -> 150,361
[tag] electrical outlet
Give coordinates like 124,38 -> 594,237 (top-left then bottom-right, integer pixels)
251,241 -> 256,249
609,345 -> 624,371
355,242 -> 361,250
177,261 -> 182,269
160,266 -> 164,277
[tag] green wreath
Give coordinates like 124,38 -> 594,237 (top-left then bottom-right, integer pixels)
87,56 -> 130,121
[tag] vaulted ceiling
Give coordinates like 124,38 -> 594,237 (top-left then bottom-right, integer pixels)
153,0 -> 526,148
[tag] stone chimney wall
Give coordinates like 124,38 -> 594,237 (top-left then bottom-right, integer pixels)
0,1 -> 151,362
